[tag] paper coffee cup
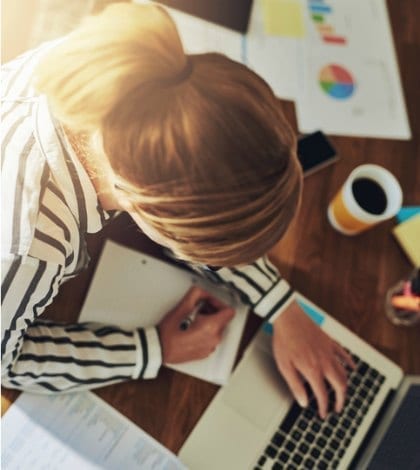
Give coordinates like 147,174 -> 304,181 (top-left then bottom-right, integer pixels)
328,164 -> 402,235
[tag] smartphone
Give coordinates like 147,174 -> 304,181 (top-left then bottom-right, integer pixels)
297,131 -> 339,177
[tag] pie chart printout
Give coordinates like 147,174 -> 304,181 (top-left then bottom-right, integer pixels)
319,64 -> 356,100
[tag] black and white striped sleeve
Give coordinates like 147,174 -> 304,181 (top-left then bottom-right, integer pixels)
1,254 -> 162,393
204,256 -> 295,324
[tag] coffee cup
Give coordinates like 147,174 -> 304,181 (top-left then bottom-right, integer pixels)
327,164 -> 402,235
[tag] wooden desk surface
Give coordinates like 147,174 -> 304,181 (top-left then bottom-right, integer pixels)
2,0 -> 419,456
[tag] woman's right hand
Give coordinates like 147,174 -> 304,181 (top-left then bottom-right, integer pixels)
157,286 -> 235,364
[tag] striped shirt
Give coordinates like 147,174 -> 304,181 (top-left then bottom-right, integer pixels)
1,42 -> 295,394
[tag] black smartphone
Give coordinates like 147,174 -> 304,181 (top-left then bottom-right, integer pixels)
297,131 -> 339,177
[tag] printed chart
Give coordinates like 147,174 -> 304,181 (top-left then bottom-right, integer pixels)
319,64 -> 355,100
308,1 -> 347,45
297,0 -> 411,139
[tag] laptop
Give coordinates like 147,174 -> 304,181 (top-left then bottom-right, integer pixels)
179,294 -> 420,469
153,0 -> 253,32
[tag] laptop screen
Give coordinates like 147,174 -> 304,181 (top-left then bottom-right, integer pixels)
368,384 -> 420,469
153,0 -> 253,32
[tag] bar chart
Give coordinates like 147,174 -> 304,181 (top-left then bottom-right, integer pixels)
308,0 -> 347,45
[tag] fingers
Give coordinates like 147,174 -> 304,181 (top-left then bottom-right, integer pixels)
169,286 -> 226,322
281,359 -> 347,418
180,286 -> 209,312
184,286 -> 230,312
302,345 -> 352,417
192,306 -> 235,335
333,343 -> 356,370
325,360 -> 348,413
204,293 -> 230,311
305,370 -> 329,419
276,360 -> 308,408
159,287 -> 235,364
271,306 -> 355,419
180,286 -> 235,331
329,344 -> 354,413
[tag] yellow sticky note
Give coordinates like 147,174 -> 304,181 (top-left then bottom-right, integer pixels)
392,214 -> 420,267
261,0 -> 305,38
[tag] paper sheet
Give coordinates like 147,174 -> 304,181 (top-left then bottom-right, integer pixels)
1,391 -> 185,470
135,1 -> 243,62
296,0 -> 411,139
137,0 -> 303,100
246,0 -> 305,100
261,0 -> 305,37
79,241 -> 249,385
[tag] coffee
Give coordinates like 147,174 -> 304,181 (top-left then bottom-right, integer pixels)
351,177 -> 387,215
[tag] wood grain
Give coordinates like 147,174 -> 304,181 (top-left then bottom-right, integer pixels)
2,0 -> 419,455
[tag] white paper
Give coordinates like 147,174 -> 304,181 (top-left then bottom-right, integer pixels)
168,7 -> 244,62
246,0 -> 305,100
1,391 -> 185,470
136,0 -> 304,100
296,0 -> 411,139
134,1 -> 243,62
79,241 -> 249,385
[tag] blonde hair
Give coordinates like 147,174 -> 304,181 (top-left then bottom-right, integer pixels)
35,3 -> 302,267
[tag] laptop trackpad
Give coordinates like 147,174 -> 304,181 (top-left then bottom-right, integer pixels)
222,346 -> 293,432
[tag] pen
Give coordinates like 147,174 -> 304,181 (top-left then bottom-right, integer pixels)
179,300 -> 206,331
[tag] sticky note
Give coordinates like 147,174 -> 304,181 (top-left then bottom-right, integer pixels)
296,298 -> 326,326
393,214 -> 420,267
396,206 -> 420,224
261,0 -> 305,38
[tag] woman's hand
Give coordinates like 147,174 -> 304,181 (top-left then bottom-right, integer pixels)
158,286 -> 235,364
272,301 -> 355,419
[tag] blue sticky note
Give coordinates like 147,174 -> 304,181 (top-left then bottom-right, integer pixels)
262,322 -> 274,335
262,297 -> 325,335
296,299 -> 326,326
396,206 -> 420,224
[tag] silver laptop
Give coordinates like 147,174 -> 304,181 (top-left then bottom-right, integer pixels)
179,294 -> 419,470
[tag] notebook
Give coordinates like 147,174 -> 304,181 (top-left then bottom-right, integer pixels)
79,240 -> 249,385
178,294 -> 419,469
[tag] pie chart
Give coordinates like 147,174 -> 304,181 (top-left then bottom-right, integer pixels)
319,64 -> 355,100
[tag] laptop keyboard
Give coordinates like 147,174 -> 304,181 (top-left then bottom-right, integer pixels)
254,353 -> 385,470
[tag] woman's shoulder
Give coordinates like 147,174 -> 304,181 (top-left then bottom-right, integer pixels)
1,37 -> 67,102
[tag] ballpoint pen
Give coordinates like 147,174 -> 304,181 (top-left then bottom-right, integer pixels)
179,299 -> 206,331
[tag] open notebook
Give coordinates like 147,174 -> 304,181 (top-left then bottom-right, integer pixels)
79,240 -> 249,385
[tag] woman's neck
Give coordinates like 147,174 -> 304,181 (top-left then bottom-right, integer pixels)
64,127 -> 125,211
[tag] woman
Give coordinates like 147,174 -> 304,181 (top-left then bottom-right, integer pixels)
1,3 -> 353,419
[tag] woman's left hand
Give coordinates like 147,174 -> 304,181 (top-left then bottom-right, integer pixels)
272,301 -> 355,419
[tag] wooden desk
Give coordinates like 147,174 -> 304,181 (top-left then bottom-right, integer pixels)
2,0 -> 419,456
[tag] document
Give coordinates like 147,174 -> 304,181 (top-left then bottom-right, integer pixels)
138,0 -> 410,138
2,391 -> 185,470
246,0 -> 305,100
79,240 -> 249,385
135,1 -> 243,62
296,0 -> 411,139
